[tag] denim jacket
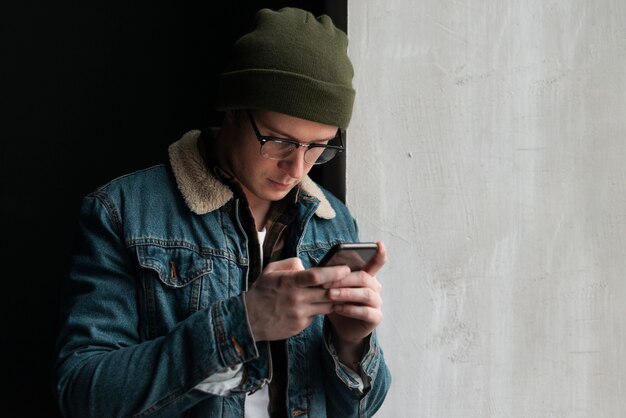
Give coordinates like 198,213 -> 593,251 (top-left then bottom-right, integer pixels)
54,131 -> 391,418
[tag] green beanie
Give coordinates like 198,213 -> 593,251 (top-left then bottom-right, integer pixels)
214,7 -> 355,129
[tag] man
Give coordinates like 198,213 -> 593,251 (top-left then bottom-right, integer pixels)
54,7 -> 391,418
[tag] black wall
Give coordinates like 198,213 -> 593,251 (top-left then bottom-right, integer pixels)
2,2 -> 346,415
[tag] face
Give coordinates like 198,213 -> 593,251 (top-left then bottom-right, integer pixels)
221,110 -> 339,208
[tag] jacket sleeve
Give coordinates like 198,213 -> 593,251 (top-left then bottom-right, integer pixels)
54,194 -> 268,417
321,320 -> 392,418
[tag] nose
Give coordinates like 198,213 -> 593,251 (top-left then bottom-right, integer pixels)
278,147 -> 308,178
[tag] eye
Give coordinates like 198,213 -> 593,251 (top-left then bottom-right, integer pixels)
261,139 -> 298,160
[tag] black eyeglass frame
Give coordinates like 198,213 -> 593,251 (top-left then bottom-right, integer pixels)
246,110 -> 344,165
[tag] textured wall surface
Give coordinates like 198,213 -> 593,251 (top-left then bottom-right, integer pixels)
347,1 -> 626,416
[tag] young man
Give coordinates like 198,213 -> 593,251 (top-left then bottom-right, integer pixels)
54,7 -> 391,418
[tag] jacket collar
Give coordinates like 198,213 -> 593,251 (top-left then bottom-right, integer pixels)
168,130 -> 336,219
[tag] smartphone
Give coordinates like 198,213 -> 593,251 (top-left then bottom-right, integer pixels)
317,242 -> 378,271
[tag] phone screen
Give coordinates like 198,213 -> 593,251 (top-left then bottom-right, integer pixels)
318,243 -> 378,271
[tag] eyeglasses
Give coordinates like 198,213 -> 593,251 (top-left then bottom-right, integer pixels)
247,110 -> 344,165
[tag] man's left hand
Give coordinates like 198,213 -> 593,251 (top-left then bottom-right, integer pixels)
324,241 -> 387,365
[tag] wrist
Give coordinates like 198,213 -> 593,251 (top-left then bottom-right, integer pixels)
333,332 -> 366,371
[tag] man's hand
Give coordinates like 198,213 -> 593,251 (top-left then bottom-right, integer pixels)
324,241 -> 387,367
244,257 -> 351,342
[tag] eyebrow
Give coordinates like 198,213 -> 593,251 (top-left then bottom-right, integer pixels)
262,124 -> 338,144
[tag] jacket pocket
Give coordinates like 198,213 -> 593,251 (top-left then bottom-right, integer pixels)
136,244 -> 213,288
135,243 -> 214,337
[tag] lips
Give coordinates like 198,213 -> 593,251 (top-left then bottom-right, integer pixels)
268,179 -> 294,191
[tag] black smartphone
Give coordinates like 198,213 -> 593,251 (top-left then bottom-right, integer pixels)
317,242 -> 378,271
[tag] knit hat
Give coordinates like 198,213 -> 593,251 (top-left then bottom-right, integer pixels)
214,7 -> 355,129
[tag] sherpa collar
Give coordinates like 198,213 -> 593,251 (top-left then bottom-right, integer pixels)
168,130 -> 336,219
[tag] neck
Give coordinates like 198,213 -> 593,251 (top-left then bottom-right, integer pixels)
245,192 -> 271,232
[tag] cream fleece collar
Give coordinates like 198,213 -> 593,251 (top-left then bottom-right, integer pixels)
168,130 -> 336,219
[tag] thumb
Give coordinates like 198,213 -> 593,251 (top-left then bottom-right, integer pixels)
363,241 -> 387,276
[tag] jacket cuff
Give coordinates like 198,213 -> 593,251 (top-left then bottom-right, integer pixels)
210,294 -> 271,392
322,319 -> 381,394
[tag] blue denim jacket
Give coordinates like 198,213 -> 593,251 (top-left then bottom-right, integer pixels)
54,131 -> 391,418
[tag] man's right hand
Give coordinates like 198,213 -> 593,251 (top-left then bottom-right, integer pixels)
244,258 -> 351,341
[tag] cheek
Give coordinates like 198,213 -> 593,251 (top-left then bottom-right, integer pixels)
230,140 -> 261,171
235,150 -> 277,182
254,158 -> 280,177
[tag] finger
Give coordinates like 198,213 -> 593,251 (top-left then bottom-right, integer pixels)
263,257 -> 305,273
328,287 -> 382,308
286,298 -> 335,321
287,286 -> 336,305
333,304 -> 383,325
323,270 -> 382,293
362,241 -> 387,276
293,265 -> 351,288
304,301 -> 336,316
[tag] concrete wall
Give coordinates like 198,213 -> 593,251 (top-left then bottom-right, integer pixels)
347,1 -> 626,416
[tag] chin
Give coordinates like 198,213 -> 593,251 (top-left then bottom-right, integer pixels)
271,184 -> 299,199
266,190 -> 291,201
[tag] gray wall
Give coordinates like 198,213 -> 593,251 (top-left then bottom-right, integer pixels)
347,1 -> 626,416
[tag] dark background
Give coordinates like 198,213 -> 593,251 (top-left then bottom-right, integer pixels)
2,1 -> 346,415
